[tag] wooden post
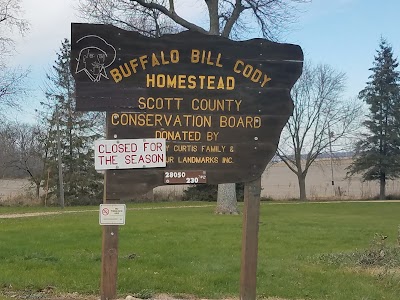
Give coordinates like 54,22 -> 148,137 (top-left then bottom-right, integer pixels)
101,175 -> 120,300
240,177 -> 261,300
101,113 -> 120,300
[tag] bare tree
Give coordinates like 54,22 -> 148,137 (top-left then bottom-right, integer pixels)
78,0 -> 182,37
0,122 -> 46,199
0,0 -> 29,113
77,0 -> 310,213
0,68 -> 29,111
277,62 -> 362,200
78,0 -> 308,39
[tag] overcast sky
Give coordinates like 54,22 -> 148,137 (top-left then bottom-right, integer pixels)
7,0 -> 400,122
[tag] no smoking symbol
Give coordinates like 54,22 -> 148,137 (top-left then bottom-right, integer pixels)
102,208 -> 110,216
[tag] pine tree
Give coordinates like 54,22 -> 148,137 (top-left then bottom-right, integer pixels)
43,39 -> 103,205
347,38 -> 400,199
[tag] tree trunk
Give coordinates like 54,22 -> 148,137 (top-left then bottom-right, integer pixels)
207,0 -> 238,214
297,174 -> 307,201
379,174 -> 386,200
35,182 -> 40,200
215,183 -> 239,214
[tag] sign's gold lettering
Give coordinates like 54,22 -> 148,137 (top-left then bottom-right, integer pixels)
111,113 -> 212,128
219,116 -> 261,128
108,50 -> 267,169
191,98 -> 242,112
201,145 -> 226,153
173,145 -> 198,152
109,50 -> 180,83
139,55 -> 148,70
129,58 -> 139,73
233,59 -> 272,87
146,74 -> 235,90
119,63 -> 132,77
191,49 -> 223,67
155,130 -> 201,141
138,97 -> 183,110
110,69 -> 123,83
222,157 -> 234,163
178,156 -> 219,164
206,131 -> 219,141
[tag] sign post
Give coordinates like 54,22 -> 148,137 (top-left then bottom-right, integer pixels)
100,115 -> 120,300
240,177 -> 261,300
71,23 -> 303,300
100,198 -> 119,300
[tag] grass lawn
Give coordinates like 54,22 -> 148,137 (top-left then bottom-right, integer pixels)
0,201 -> 399,300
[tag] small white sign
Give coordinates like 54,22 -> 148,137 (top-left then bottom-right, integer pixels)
94,138 -> 166,170
99,204 -> 126,225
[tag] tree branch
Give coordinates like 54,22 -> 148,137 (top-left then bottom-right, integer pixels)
132,0 -> 209,34
221,0 -> 244,37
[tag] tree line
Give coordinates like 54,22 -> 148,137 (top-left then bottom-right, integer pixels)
1,1 -> 399,207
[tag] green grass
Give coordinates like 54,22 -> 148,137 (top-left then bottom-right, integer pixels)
1,201 -> 400,299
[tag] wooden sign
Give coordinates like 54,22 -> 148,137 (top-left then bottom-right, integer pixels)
71,23 -> 303,199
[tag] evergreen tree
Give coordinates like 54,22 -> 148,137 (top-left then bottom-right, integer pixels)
42,39 -> 103,205
347,38 -> 400,199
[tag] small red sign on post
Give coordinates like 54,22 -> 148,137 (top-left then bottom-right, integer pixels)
99,204 -> 126,225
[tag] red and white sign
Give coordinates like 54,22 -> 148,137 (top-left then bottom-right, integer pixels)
99,204 -> 126,225
94,138 -> 166,170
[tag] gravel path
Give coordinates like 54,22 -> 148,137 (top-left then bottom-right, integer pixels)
1,200 -> 399,219
0,205 -> 215,219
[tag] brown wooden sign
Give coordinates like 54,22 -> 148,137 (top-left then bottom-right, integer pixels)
71,23 -> 303,199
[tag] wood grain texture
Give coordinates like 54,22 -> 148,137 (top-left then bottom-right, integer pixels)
240,178 -> 261,300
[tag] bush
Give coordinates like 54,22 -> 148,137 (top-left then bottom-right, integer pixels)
183,183 -> 244,201
317,232 -> 400,269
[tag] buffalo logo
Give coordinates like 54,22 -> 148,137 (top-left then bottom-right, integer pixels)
75,35 -> 116,82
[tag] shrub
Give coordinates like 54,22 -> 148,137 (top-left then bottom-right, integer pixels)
182,183 -> 244,201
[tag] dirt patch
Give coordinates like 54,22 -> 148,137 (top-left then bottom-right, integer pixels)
0,211 -> 63,219
0,205 -> 217,219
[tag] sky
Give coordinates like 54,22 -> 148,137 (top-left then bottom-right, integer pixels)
6,0 -> 400,122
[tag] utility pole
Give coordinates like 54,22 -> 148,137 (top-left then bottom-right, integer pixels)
56,104 -> 65,208
328,123 -> 335,196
